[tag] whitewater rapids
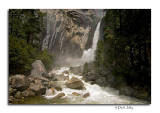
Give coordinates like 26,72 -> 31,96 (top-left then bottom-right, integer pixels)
44,67 -> 148,104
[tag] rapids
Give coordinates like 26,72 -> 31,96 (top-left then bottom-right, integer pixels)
43,67 -> 148,104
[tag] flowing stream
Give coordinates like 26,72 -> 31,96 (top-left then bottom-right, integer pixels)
43,67 -> 148,104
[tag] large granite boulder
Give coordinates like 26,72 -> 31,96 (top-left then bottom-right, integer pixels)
10,75 -> 29,91
65,77 -> 84,89
29,60 -> 48,78
29,83 -> 46,96
21,89 -> 35,97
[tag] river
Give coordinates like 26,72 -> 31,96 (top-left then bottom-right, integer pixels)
21,67 -> 149,104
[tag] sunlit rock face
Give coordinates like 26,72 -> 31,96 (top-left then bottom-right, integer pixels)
40,9 -> 100,58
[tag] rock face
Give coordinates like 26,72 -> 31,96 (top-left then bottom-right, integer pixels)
40,9 -> 100,59
65,77 -> 84,89
10,75 -> 29,91
29,60 -> 48,78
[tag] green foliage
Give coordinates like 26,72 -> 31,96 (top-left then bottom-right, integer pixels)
94,9 -> 151,92
83,62 -> 89,74
9,9 -> 54,75
9,36 -> 36,74
36,49 -> 54,70
9,9 -> 45,45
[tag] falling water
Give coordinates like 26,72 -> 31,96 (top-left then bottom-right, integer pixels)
81,22 -> 101,63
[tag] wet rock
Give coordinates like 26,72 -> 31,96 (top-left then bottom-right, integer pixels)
48,81 -> 62,91
50,87 -> 55,95
62,70 -> 69,75
29,83 -> 46,96
54,93 -> 65,99
21,89 -> 35,97
82,93 -> 90,98
29,60 -> 48,78
14,91 -> 22,99
65,77 -> 84,89
10,75 -> 29,91
46,87 -> 55,96
53,74 -> 69,81
72,92 -> 80,96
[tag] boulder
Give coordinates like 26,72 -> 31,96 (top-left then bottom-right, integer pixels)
83,72 -> 98,82
54,93 -> 65,99
14,91 -> 22,99
62,70 -> 69,75
52,74 -> 69,81
29,60 -> 48,78
65,77 -> 84,89
21,89 -> 35,97
10,75 -> 29,91
48,81 -> 62,91
82,93 -> 90,98
29,83 -> 46,96
72,92 -> 80,96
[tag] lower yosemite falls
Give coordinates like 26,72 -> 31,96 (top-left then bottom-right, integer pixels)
9,9 -> 151,104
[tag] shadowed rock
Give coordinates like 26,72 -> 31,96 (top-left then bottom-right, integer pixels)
29,60 -> 48,78
10,75 -> 29,91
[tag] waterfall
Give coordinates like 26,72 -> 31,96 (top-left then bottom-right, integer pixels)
81,21 -> 101,64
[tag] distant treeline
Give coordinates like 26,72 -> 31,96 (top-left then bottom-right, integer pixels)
94,9 -> 151,95
9,9 -> 54,75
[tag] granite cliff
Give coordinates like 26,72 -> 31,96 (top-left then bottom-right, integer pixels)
40,9 -> 100,59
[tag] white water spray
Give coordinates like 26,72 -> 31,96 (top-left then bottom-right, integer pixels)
81,22 -> 101,64
45,67 -> 148,104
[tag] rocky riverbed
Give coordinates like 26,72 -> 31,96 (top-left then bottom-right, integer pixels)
9,61 -> 149,104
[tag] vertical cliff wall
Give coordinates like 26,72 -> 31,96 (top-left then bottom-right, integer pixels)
40,9 -> 100,59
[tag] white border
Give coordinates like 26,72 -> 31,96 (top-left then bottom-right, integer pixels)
0,0 -> 160,113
